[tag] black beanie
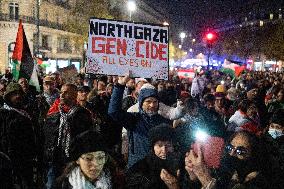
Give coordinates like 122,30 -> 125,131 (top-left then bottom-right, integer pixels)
69,130 -> 107,161
148,124 -> 175,147
270,109 -> 284,126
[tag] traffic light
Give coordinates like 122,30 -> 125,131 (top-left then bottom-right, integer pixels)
204,31 -> 217,44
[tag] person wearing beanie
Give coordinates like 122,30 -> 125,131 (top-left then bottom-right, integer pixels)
126,124 -> 181,189
0,82 -> 36,188
127,83 -> 184,120
214,85 -> 226,116
216,84 -> 226,94
54,130 -> 125,189
108,75 -> 172,168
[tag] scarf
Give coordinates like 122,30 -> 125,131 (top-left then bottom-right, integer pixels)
48,98 -> 71,115
68,167 -> 112,189
57,105 -> 79,157
3,103 -> 32,120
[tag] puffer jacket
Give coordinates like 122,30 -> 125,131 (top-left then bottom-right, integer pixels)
108,84 -> 171,168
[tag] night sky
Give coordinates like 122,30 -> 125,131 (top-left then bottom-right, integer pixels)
143,0 -> 284,38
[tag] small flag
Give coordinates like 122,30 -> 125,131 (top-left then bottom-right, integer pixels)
12,20 -> 40,91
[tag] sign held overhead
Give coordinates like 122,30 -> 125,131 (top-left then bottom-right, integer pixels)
86,18 -> 169,80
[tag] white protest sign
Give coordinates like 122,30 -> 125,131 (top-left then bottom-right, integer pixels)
86,18 -> 169,80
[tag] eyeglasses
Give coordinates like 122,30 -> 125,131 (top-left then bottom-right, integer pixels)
225,144 -> 249,156
80,153 -> 106,165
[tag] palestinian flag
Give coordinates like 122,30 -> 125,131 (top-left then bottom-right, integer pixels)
221,63 -> 246,78
12,20 -> 40,91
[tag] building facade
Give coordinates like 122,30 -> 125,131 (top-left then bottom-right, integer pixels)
0,0 -> 83,73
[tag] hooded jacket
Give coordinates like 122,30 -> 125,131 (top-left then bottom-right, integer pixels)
108,84 -> 171,168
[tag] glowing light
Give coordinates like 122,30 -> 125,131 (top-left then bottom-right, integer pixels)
127,1 -> 136,12
195,130 -> 208,142
206,33 -> 214,40
163,21 -> 169,26
180,32 -> 186,39
221,80 -> 225,85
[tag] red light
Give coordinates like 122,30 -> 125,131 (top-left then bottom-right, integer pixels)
206,33 -> 214,40
204,31 -> 217,44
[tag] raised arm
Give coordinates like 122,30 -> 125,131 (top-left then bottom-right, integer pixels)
108,75 -> 137,129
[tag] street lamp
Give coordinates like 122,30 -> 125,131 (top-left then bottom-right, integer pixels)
179,32 -> 186,48
163,21 -> 169,26
127,1 -> 136,21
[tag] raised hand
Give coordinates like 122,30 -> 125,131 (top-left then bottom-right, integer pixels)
160,169 -> 180,189
117,73 -> 130,86
185,144 -> 213,187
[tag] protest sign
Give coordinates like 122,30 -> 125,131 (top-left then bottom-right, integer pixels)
86,18 -> 169,80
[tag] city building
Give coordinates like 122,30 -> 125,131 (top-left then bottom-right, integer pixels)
0,0 -> 85,74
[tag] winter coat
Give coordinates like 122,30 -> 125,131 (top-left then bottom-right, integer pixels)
0,108 -> 36,188
215,171 -> 269,189
89,94 -> 123,151
122,95 -> 136,111
267,101 -> 284,114
43,102 -> 93,166
126,153 -> 181,189
263,134 -> 284,172
108,84 -> 171,168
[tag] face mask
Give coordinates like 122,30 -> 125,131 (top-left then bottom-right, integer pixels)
268,129 -> 284,139
222,154 -> 255,179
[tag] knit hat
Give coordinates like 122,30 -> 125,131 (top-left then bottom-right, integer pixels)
148,124 -> 175,146
138,83 -> 158,110
3,82 -> 23,102
270,109 -> 284,127
216,84 -> 226,93
69,130 -> 107,161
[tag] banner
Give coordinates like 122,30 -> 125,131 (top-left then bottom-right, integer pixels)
86,18 -> 169,80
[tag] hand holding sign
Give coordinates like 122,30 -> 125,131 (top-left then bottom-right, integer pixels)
118,71 -> 131,85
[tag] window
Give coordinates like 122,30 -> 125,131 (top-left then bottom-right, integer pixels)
41,35 -> 52,50
57,36 -> 72,53
9,3 -> 19,20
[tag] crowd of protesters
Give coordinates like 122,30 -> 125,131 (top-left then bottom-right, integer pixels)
0,68 -> 283,189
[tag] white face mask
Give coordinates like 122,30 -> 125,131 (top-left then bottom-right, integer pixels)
268,129 -> 284,139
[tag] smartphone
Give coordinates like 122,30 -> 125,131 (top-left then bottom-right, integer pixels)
192,136 -> 225,169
